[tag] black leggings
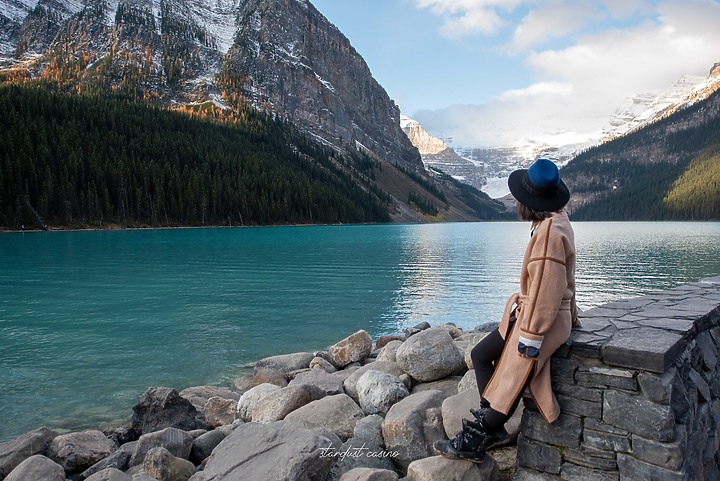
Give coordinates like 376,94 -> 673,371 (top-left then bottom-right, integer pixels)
470,327 -> 525,432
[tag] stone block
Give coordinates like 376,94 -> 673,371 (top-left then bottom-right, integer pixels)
557,394 -> 602,419
562,448 -> 618,471
555,383 -> 603,403
560,463 -> 619,481
696,331 -> 718,370
601,327 -> 687,374
550,358 -> 578,382
522,410 -> 581,448
603,390 -> 674,442
583,429 -> 630,453
616,454 -> 688,481
405,455 -> 497,481
632,429 -> 686,472
517,435 -> 561,474
575,367 -> 638,391
637,370 -> 674,405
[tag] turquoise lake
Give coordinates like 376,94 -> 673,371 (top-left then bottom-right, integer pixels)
1,221 -> 720,441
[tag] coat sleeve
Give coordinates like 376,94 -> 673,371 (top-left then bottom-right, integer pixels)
517,220 -> 568,350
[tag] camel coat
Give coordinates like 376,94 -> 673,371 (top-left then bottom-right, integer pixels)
483,210 -> 577,423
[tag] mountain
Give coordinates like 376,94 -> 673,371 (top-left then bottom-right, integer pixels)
562,85 -> 720,220
0,0 -> 511,225
400,115 -> 486,191
425,64 -> 720,200
0,0 -> 421,172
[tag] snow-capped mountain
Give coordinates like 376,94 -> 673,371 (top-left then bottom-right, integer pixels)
0,0 -> 421,171
400,115 -> 485,190
424,63 -> 720,199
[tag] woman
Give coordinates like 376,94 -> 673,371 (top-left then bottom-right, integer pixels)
434,157 -> 578,462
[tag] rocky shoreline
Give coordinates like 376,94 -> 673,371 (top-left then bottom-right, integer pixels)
0,322 -> 521,481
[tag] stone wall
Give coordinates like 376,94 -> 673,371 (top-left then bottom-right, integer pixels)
514,276 -> 720,481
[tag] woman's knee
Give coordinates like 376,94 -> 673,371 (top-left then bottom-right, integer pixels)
471,330 -> 504,366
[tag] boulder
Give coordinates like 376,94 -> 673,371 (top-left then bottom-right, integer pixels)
103,425 -> 138,446
85,467 -> 132,481
356,370 -> 409,415
381,390 -> 447,472
254,352 -> 315,374
411,377 -> 461,398
288,369 -> 345,395
0,426 -> 58,479
143,447 -> 195,481
236,383 -> 281,421
80,442 -> 135,479
131,387 -> 204,435
339,467 -> 399,481
251,384 -> 327,422
375,336 -> 404,350
328,330 -> 373,368
457,370 -> 478,393
47,430 -> 115,474
252,368 -> 289,387
4,454 -> 65,481
232,374 -> 254,394
443,324 -> 465,339
396,327 -> 465,382
129,428 -> 193,468
328,415 -> 397,480
309,356 -> 337,373
197,421 -> 335,481
343,361 -> 407,403
203,397 -> 237,429
404,322 -> 431,340
284,394 -> 365,441
405,455 -> 498,481
463,333 -> 488,369
190,430 -> 226,465
441,389 -> 481,439
376,341 -> 403,363
179,386 -> 240,412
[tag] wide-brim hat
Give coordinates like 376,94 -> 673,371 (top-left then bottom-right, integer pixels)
508,158 -> 570,212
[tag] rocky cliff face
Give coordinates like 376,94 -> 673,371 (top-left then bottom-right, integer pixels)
0,0 -> 421,171
400,115 -> 485,190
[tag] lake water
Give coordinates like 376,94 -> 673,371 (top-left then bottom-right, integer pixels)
1,222 -> 719,441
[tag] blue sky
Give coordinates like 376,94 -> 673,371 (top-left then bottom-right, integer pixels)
310,0 -> 720,147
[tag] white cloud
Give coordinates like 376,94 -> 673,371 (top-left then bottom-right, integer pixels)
412,0 -> 720,148
511,3 -> 600,50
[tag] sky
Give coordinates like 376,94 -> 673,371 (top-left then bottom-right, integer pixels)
310,0 -> 720,148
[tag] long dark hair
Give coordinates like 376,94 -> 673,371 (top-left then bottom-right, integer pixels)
517,203 -> 553,230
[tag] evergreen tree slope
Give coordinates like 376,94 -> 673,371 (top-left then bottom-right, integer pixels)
664,148 -> 720,220
0,85 -> 392,229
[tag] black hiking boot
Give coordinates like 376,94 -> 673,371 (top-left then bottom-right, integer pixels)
469,408 -> 511,450
432,419 -> 489,463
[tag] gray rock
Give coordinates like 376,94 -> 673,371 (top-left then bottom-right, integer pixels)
376,341 -> 403,363
328,415 -> 397,480
441,389 -> 481,439
456,371 -> 478,393
288,369 -> 345,395
129,428 -> 193,468
85,467 -> 132,481
339,467 -> 399,481
197,421 -> 335,481
252,384 -> 327,422
463,334 -> 488,369
375,336 -> 404,349
143,447 -> 195,481
236,383 -> 281,421
405,455 -> 498,481
381,390 -> 447,472
4,454 -> 65,481
254,352 -> 315,374
190,430 -> 226,465
80,444 -> 133,479
252,368 -> 289,387
329,330 -> 373,368
132,387 -> 204,435
284,394 -> 365,441
310,356 -> 338,373
47,430 -> 116,474
395,327 -> 465,382
356,370 -> 409,415
0,426 -> 58,479
179,386 -> 240,412
411,377 -> 461,398
603,390 -> 674,441
232,374 -> 253,394
344,361 -> 407,403
202,397 -> 237,429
